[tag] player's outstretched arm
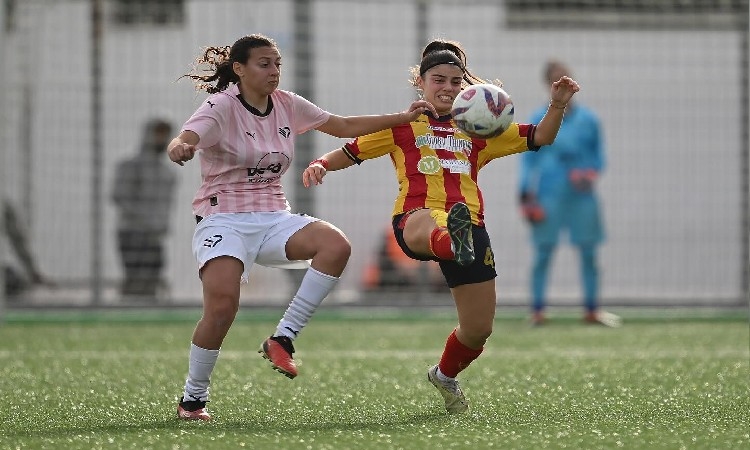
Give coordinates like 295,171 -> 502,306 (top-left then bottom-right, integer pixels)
533,76 -> 580,146
302,148 -> 356,188
316,100 -> 437,138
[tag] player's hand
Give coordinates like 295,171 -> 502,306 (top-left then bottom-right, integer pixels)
519,192 -> 545,224
303,159 -> 328,188
550,76 -> 580,108
569,169 -> 597,191
401,100 -> 438,121
168,142 -> 196,166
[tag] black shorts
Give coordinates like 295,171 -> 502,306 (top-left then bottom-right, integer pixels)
392,212 -> 497,288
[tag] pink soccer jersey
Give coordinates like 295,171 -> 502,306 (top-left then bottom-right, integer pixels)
182,84 -> 331,216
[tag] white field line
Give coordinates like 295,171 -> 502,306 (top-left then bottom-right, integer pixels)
0,348 -> 747,360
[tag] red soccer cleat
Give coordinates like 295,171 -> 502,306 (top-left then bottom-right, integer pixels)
177,399 -> 211,421
531,311 -> 546,327
259,335 -> 297,379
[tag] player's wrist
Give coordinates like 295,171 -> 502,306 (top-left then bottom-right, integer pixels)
309,158 -> 329,170
549,100 -> 567,110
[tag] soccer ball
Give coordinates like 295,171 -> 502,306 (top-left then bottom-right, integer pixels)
451,84 -> 514,139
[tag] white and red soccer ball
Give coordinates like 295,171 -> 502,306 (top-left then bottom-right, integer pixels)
451,83 -> 514,139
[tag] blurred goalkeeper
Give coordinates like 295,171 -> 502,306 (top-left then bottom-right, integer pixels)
518,60 -> 620,328
3,199 -> 52,298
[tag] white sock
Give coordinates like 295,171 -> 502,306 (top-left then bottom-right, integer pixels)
275,267 -> 338,340
436,366 -> 454,382
182,343 -> 220,403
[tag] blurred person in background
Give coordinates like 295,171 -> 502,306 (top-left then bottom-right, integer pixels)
3,199 -> 51,300
168,34 -> 436,421
112,117 -> 177,301
361,225 -> 445,293
518,60 -> 620,328
303,39 -> 579,414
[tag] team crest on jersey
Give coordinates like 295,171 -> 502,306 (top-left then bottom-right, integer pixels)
417,155 -> 441,175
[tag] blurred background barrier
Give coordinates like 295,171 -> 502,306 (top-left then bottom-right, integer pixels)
0,0 -> 747,310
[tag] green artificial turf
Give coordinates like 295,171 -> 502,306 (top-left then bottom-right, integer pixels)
0,310 -> 747,449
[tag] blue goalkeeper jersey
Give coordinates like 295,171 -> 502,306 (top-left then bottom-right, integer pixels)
518,102 -> 605,245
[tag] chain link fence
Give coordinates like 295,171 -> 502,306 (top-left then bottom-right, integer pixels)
0,0 -> 747,311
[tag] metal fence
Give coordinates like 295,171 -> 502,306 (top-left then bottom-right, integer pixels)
0,0 -> 747,310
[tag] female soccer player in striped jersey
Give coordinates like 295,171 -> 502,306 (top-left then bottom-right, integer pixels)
168,34 -> 436,421
303,39 -> 579,414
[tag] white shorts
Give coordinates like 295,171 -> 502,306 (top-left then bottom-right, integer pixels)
192,211 -> 319,282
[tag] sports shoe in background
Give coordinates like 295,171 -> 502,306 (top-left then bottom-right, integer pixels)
584,310 -> 622,328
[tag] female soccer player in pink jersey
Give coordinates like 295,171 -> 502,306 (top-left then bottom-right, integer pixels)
303,39 -> 579,414
168,34 -> 436,421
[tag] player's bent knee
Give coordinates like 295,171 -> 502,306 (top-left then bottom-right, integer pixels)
317,225 -> 351,257
204,294 -> 239,323
324,236 -> 351,266
461,324 -> 493,346
473,327 -> 493,344
334,235 -> 352,256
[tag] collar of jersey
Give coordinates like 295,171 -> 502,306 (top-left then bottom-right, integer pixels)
236,93 -> 274,117
428,111 -> 453,122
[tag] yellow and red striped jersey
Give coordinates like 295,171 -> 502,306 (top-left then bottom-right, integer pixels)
343,113 -> 537,226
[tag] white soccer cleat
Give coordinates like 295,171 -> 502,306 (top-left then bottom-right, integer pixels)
427,365 -> 469,414
585,310 -> 622,328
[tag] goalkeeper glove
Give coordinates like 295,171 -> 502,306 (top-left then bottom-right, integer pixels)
519,192 -> 545,224
569,169 -> 598,192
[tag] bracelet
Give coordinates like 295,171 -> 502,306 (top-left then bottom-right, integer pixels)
549,100 -> 567,110
309,158 -> 329,170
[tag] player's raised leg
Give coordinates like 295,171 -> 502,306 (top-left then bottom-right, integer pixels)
258,220 -> 351,379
